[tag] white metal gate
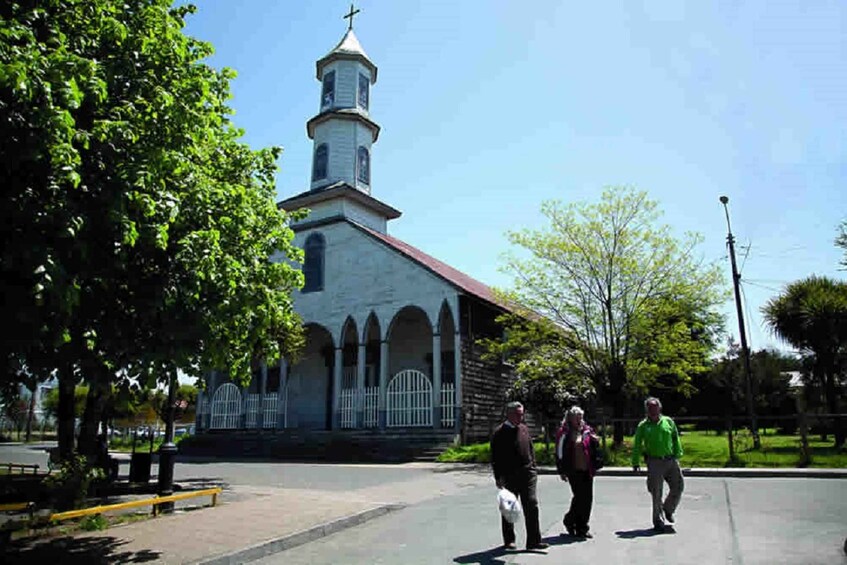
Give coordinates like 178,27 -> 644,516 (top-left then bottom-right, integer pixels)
441,382 -> 455,428
210,383 -> 242,429
386,370 -> 432,427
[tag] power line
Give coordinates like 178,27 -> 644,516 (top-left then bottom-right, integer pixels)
742,279 -> 783,293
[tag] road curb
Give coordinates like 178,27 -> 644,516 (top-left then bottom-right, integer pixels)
536,466 -> 847,479
194,503 -> 405,565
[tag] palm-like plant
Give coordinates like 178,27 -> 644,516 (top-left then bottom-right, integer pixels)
762,276 -> 847,446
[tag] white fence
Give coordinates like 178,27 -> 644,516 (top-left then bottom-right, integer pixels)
207,371 -> 449,431
263,394 -> 278,429
441,382 -> 455,428
386,370 -> 432,428
340,388 -> 356,429
244,393 -> 279,429
363,387 -> 379,428
245,393 -> 260,429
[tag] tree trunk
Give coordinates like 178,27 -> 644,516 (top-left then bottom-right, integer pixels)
57,363 -> 77,460
78,371 -> 109,459
824,371 -> 843,448
25,386 -> 36,443
612,395 -> 626,446
608,362 -> 627,446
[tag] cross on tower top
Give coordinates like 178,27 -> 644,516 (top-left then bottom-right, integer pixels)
343,3 -> 360,30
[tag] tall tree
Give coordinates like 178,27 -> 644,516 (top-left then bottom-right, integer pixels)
0,0 -> 304,459
762,276 -> 847,446
499,187 -> 725,444
837,220 -> 847,270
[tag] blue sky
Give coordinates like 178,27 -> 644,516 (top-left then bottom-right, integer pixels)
184,1 -> 846,355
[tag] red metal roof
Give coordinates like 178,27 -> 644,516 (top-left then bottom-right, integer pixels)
353,222 -> 510,311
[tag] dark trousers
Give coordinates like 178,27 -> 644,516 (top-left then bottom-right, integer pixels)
501,472 -> 542,547
564,470 -> 593,533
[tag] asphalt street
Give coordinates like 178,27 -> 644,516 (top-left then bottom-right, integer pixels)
2,443 -> 845,564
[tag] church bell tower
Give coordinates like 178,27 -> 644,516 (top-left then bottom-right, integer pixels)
307,5 -> 379,194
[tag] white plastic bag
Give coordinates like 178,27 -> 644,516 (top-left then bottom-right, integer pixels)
497,488 -> 522,524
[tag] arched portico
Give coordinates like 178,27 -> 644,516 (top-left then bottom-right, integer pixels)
288,323 -> 334,430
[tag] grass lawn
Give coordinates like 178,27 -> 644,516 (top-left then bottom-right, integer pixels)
437,429 -> 847,468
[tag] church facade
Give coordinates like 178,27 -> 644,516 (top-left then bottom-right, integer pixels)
196,23 -> 517,447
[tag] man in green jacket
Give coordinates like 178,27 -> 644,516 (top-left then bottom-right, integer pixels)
631,397 -> 684,531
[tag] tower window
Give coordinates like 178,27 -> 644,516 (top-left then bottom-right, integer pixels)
357,146 -> 370,185
321,71 -> 335,110
358,73 -> 369,110
312,144 -> 328,182
303,233 -> 325,293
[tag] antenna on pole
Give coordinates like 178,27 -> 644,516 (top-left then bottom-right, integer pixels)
720,195 -> 761,449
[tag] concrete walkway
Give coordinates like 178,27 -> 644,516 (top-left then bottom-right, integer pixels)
3,485 -> 401,564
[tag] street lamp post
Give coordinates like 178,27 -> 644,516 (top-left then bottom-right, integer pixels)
157,368 -> 178,512
719,196 -> 761,449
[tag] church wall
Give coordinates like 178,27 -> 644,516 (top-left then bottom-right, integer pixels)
292,221 -> 457,346
342,200 -> 386,232
327,120 -> 356,185
297,199 -> 345,224
460,336 -> 516,443
288,327 -> 333,429
388,314 -> 432,377
311,120 -> 355,186
457,296 -> 520,443
334,60 -> 358,108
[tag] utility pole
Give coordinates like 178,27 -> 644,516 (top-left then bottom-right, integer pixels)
719,196 -> 760,449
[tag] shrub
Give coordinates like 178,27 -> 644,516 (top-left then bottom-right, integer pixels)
80,513 -> 108,531
43,454 -> 104,510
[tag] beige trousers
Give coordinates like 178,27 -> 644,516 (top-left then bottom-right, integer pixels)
646,457 -> 684,526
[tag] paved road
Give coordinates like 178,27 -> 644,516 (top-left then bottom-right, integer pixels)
3,443 -> 845,564
246,475 -> 846,565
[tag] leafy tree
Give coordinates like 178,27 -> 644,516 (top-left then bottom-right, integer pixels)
480,312 -> 593,441
1,383 -> 29,438
42,385 -> 89,423
0,1 -> 304,459
762,276 -> 847,446
151,383 -> 197,425
498,187 -> 726,444
836,220 -> 847,270
689,345 -> 798,427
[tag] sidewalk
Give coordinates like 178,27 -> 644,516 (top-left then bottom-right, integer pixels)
4,485 -> 402,564
540,465 -> 847,478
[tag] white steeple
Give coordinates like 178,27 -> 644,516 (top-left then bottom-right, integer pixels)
307,12 -> 379,194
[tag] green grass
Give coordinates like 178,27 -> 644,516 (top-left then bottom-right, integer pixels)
107,433 -> 188,453
437,429 -> 847,468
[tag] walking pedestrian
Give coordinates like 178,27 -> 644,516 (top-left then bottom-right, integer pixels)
555,406 -> 603,538
491,401 -> 549,551
631,397 -> 684,531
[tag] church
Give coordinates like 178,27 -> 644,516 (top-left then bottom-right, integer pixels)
192,16 -> 519,456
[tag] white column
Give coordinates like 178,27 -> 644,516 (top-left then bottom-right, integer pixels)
278,359 -> 288,429
432,333 -> 442,428
332,347 -> 343,429
356,343 -> 367,428
379,340 -> 389,429
454,331 -> 463,435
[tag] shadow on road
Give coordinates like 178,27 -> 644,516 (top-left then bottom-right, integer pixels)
453,545 -> 510,564
615,526 -> 676,538
3,535 -> 160,564
453,534 -> 586,563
